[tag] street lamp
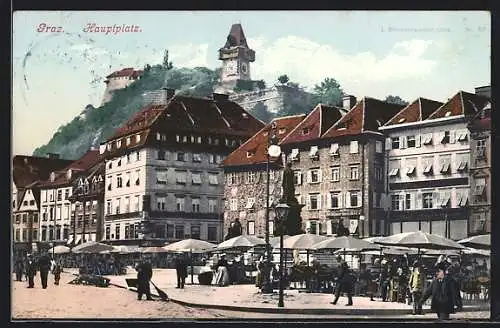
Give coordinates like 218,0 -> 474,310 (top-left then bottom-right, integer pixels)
275,203 -> 290,308
261,122 -> 281,294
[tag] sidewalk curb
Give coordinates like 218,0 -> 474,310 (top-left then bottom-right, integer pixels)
107,278 -> 489,315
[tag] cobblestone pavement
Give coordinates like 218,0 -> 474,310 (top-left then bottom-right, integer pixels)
13,270 -> 489,320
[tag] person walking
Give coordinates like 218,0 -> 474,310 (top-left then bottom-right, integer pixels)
15,257 -> 24,281
136,256 -> 153,300
419,264 -> 456,321
25,254 -> 37,288
37,252 -> 51,289
175,253 -> 188,289
331,261 -> 354,306
52,260 -> 62,285
408,261 -> 426,315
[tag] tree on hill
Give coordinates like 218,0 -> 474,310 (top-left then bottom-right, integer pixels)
162,50 -> 173,70
312,77 -> 343,106
278,74 -> 290,85
385,95 -> 409,106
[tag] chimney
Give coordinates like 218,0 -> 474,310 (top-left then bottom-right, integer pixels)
213,92 -> 229,102
162,87 -> 176,100
475,85 -> 491,99
47,153 -> 60,159
342,95 -> 357,110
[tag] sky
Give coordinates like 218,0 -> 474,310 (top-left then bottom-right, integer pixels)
12,11 -> 491,156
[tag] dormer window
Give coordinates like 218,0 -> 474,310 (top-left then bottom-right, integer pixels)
136,134 -> 141,143
329,143 -> 339,156
279,128 -> 287,135
398,118 -> 406,123
176,135 -> 180,142
302,127 -> 310,135
66,169 -> 72,180
50,172 -> 56,182
291,148 -> 300,161
247,149 -> 256,158
126,137 -> 131,146
116,139 -> 122,148
309,146 -> 319,159
156,133 -> 161,141
106,143 -> 112,151
445,111 -> 452,117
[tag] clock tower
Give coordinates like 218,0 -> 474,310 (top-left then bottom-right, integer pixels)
218,23 -> 255,91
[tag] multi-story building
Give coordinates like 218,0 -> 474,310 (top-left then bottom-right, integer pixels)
38,149 -> 101,244
101,89 -> 264,245
280,97 -> 405,238
12,154 -> 73,252
379,91 -> 490,240
467,86 -> 491,235
222,114 -> 307,238
67,151 -> 105,244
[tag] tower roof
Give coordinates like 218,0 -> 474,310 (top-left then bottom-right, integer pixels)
224,23 -> 249,48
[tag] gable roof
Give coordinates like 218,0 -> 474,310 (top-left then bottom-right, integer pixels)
104,94 -> 264,156
106,67 -> 143,79
427,91 -> 490,120
37,150 -> 103,188
322,97 -> 405,139
12,156 -> 73,188
280,104 -> 345,145
222,114 -> 306,167
223,24 -> 249,48
384,98 -> 444,126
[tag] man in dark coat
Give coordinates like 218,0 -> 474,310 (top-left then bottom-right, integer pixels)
331,261 -> 353,306
25,254 -> 37,288
420,265 -> 456,320
136,256 -> 153,300
15,257 -> 24,281
175,254 -> 188,289
37,252 -> 51,289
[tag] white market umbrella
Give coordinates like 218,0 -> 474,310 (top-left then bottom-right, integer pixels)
458,234 -> 490,250
164,239 -> 216,253
48,245 -> 70,254
164,239 -> 217,284
72,241 -> 115,254
282,234 -> 329,250
140,246 -> 168,254
313,236 -> 381,261
217,235 -> 266,250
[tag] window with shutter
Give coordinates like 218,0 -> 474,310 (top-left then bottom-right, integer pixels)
338,193 -> 343,208
317,195 -> 322,209
433,192 -> 440,209
415,135 -> 421,147
423,134 -> 433,145
449,131 -> 456,143
307,171 -> 312,183
345,192 -> 351,208
399,136 -> 406,149
416,193 -> 423,209
330,143 -> 340,156
385,138 -> 392,150
327,193 -> 332,209
317,169 -> 322,182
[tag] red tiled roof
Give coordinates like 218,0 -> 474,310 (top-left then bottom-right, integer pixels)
223,115 -> 306,167
427,91 -> 490,120
111,105 -> 165,139
280,104 -> 345,145
224,24 -> 249,48
106,68 -> 143,79
385,98 -> 443,126
12,156 -> 73,188
37,150 -> 103,188
322,97 -> 405,139
104,94 -> 265,157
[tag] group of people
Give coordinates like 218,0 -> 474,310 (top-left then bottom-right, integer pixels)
13,252 -> 62,288
329,254 -> 468,320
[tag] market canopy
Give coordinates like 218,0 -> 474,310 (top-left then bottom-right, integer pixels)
282,234 -> 329,250
217,235 -> 266,250
163,239 -> 216,253
140,246 -> 169,253
270,235 -> 290,248
72,241 -> 115,254
458,234 -> 490,250
48,245 -> 71,254
375,231 -> 466,251
312,236 -> 381,251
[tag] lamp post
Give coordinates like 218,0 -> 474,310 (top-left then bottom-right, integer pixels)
275,203 -> 290,308
261,122 -> 281,294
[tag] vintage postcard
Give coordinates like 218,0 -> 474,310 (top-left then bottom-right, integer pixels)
11,10 -> 491,321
